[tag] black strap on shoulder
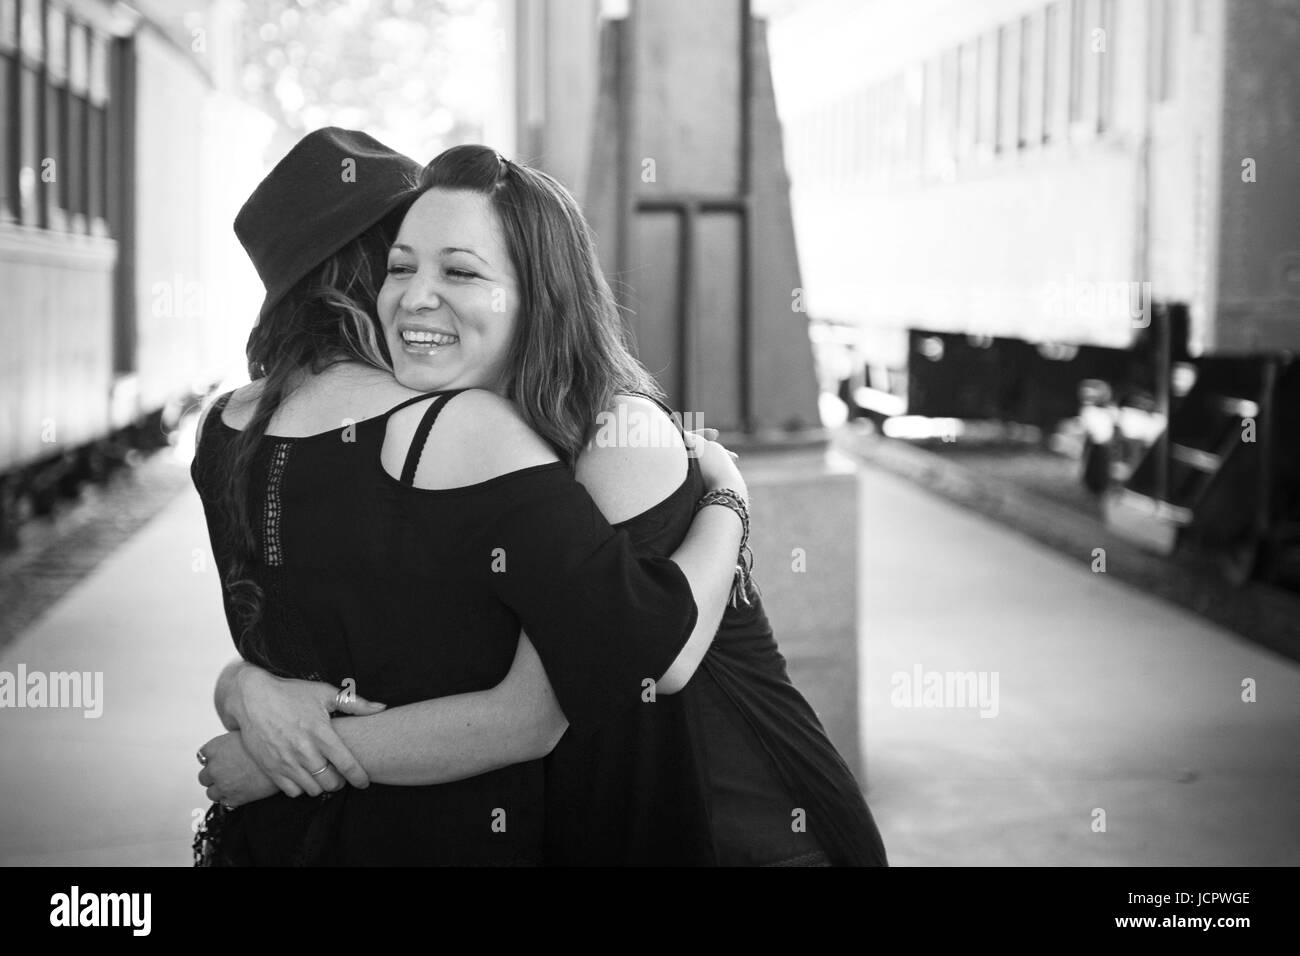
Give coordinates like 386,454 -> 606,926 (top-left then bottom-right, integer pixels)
384,390 -> 446,418
622,390 -> 685,438
399,389 -> 466,486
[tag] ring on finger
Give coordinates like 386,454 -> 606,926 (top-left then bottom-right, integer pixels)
310,764 -> 330,777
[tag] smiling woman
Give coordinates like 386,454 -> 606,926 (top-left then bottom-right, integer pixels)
380,188 -> 519,394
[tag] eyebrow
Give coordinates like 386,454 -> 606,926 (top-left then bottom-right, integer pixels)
442,246 -> 490,266
389,243 -> 490,268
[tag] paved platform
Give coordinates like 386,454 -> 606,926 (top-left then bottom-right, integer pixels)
0,469 -> 233,867
859,464 -> 1300,865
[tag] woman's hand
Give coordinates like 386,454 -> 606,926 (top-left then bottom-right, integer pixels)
197,732 -> 280,809
227,664 -> 386,797
684,427 -> 748,503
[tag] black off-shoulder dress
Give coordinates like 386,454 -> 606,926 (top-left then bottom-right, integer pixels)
190,389 -> 699,866
543,398 -> 888,867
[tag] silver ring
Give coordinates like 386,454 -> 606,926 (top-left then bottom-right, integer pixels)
334,687 -> 353,709
196,749 -> 208,767
310,764 -> 329,776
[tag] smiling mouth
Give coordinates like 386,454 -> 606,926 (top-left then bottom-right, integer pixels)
399,328 -> 459,353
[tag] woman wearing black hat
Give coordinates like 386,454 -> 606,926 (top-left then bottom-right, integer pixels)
191,129 -> 751,865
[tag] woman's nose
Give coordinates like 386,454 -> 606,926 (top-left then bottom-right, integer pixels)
401,271 -> 443,313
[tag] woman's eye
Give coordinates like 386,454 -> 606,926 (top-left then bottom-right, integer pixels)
386,263 -> 412,275
447,268 -> 479,280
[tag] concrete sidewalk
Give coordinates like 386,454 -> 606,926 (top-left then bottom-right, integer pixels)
0,478 -> 233,866
859,464 -> 1300,866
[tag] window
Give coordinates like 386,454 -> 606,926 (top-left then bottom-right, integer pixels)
0,0 -> 15,222
998,22 -> 1020,154
18,0 -> 40,226
1020,12 -> 1044,147
67,17 -> 85,230
866,85 -> 879,182
976,32 -> 997,157
820,100 -> 833,185
1152,0 -> 1176,104
904,66 -> 924,175
844,91 -> 857,183
878,81 -> 892,177
45,1 -> 67,230
807,103 -> 820,185
1097,0 -> 1114,132
826,93 -> 837,184
847,89 -> 857,182
1043,1 -> 1067,144
1068,0 -> 1085,123
921,57 -> 939,177
941,49 -> 958,176
957,41 -> 977,162
87,29 -> 107,232
1074,0 -> 1101,134
887,77 -> 906,176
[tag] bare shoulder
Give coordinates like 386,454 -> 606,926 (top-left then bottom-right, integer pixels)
575,394 -> 687,524
382,389 -> 559,490
216,381 -> 265,430
221,366 -> 423,433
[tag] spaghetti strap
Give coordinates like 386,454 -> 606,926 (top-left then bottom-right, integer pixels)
622,391 -> 685,438
384,390 -> 452,418
399,389 -> 465,485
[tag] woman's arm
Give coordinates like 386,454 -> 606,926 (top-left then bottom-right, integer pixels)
574,394 -> 742,693
329,632 -> 566,785
203,633 -> 567,801
214,659 -> 253,732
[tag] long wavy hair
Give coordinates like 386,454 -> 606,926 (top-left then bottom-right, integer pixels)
216,222 -> 396,669
417,145 -> 662,467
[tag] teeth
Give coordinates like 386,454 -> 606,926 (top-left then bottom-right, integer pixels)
401,330 -> 458,346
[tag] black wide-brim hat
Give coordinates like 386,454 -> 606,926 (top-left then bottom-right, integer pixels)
235,127 -> 422,321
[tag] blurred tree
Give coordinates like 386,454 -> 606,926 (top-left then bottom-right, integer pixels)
236,0 -> 504,162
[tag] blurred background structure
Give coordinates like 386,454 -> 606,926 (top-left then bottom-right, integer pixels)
775,0 -> 1300,596
1,0 -> 1298,866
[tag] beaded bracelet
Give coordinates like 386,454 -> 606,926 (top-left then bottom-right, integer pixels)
695,488 -> 754,607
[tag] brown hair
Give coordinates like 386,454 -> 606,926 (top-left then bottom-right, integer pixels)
416,145 -> 662,467
216,223 -> 394,669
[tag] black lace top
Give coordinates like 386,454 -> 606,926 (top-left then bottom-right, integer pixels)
190,388 -> 698,865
